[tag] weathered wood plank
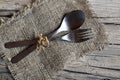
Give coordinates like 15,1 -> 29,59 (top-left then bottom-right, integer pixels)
0,10 -> 19,18
97,18 -> 120,24
0,0 -> 31,10
0,0 -> 32,18
88,0 -> 120,17
87,0 -> 120,45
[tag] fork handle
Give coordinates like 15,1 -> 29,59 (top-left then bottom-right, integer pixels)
4,38 -> 38,48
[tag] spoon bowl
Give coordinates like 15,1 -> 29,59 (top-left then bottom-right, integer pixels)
65,10 -> 85,30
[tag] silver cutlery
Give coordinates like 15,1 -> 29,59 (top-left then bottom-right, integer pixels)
4,10 -> 91,63
5,10 -> 85,48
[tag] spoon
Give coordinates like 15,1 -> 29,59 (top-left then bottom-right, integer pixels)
47,10 -> 85,39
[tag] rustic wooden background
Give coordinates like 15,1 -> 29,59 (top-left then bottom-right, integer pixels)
0,0 -> 120,80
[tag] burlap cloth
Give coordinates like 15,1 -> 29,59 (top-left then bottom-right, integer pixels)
0,0 -> 107,80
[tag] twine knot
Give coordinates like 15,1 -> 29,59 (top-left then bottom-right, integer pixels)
36,33 -> 49,49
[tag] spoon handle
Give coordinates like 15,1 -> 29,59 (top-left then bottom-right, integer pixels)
5,38 -> 38,48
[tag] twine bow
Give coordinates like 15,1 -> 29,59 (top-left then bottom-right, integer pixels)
36,33 -> 49,49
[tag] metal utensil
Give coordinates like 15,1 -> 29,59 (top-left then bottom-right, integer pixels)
53,28 -> 92,42
11,28 -> 92,63
5,10 -> 85,48
47,10 -> 85,39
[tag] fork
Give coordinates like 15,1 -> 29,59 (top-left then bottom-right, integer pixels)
5,29 -> 92,48
10,28 -> 92,63
52,28 -> 92,42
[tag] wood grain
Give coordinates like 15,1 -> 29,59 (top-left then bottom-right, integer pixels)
0,0 -> 31,18
89,0 -> 120,17
0,0 -> 31,10
0,0 -> 119,80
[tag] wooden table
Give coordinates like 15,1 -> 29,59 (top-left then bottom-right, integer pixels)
0,0 -> 120,80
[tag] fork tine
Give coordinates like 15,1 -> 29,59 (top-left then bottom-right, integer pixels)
75,28 -> 91,33
75,28 -> 93,42
77,33 -> 93,38
76,29 -> 92,35
76,31 -> 92,39
76,37 -> 93,42
77,32 -> 92,37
